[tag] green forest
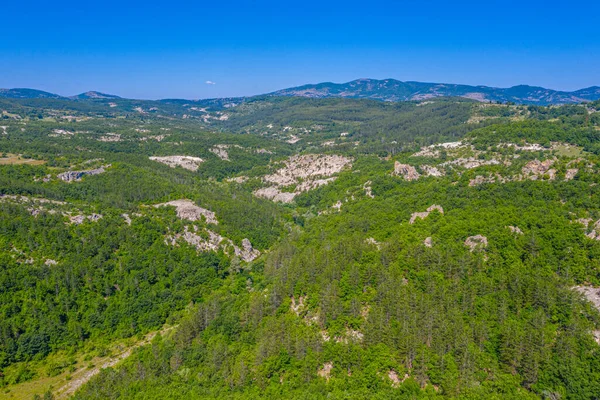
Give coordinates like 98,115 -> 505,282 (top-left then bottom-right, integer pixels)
1,96 -> 600,399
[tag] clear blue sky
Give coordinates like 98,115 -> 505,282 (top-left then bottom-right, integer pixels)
1,0 -> 599,99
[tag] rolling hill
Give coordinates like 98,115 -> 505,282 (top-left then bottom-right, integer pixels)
271,78 -> 600,105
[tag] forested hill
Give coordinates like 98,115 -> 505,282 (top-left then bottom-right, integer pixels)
271,79 -> 600,105
2,79 -> 600,105
1,97 -> 600,399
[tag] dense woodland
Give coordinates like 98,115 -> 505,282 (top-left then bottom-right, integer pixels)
1,97 -> 600,399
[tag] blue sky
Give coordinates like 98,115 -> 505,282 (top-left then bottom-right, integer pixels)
1,0 -> 599,99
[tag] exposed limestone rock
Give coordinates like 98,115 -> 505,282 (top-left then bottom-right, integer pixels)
522,159 -> 555,180
334,328 -> 364,344
235,238 -> 260,262
441,157 -> 501,169
295,177 -> 336,192
410,205 -> 444,224
58,165 -> 110,182
423,237 -> 433,248
166,226 -> 259,262
149,155 -> 204,171
122,213 -> 132,225
69,213 -> 103,225
332,201 -> 342,211
464,235 -> 488,252
507,226 -> 524,235
154,199 -> 218,224
393,162 -> 420,181
44,259 -> 58,266
575,285 -> 600,313
50,129 -> 74,136
363,181 -> 374,198
255,154 -> 351,202
388,370 -> 409,388
226,176 -> 249,183
499,142 -> 546,151
421,165 -> 443,177
565,168 -> 579,181
469,173 -> 508,186
255,148 -> 273,154
209,144 -> 242,161
318,362 -> 333,381
412,148 -> 440,158
365,237 -> 381,249
574,286 -> 600,344
584,220 -> 600,240
98,133 -> 121,142
254,187 -> 296,203
290,295 -> 306,316
264,154 -> 352,186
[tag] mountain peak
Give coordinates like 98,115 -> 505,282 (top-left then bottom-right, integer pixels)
71,91 -> 121,100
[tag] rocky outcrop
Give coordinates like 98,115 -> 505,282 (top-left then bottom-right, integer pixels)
149,156 -> 204,171
318,362 -> 333,381
58,165 -> 110,182
507,226 -> 524,235
254,187 -> 297,203
393,162 -> 420,181
421,165 -> 444,177
264,154 -> 352,186
423,237 -> 433,247
154,199 -> 218,224
410,205 -> 444,224
522,159 -> 555,180
255,154 -> 352,203
69,213 -> 103,224
464,235 -> 488,252
166,226 -> 260,262
235,238 -> 260,262
565,168 -> 579,181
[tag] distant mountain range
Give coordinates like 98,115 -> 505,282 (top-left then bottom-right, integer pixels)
271,79 -> 600,105
0,89 -> 121,100
1,79 -> 599,105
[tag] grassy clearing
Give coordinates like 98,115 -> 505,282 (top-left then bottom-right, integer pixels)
0,326 -> 174,400
0,154 -> 45,166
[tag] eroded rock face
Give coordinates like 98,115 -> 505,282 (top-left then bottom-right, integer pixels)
464,235 -> 488,252
149,156 -> 204,171
574,285 -> 600,344
69,213 -> 103,224
254,187 -> 297,203
264,154 -> 352,186
58,165 -> 110,182
236,238 -> 260,262
507,226 -> 524,235
254,154 -> 352,203
423,237 -> 433,248
421,165 -> 443,177
318,362 -> 333,381
410,205 -> 444,224
565,168 -> 579,181
522,159 -> 555,180
584,220 -> 600,240
440,157 -> 501,169
154,200 -> 218,224
393,162 -> 420,181
166,226 -> 260,262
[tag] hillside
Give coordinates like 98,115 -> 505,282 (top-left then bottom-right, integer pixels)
0,88 -> 65,99
70,92 -> 121,100
0,97 -> 600,399
271,79 -> 600,105
2,79 -> 600,106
